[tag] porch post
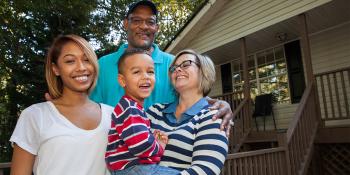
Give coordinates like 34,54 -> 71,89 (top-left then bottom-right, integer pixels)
298,13 -> 324,127
298,13 -> 314,84
240,37 -> 251,129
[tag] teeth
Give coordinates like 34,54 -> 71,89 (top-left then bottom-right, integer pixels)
74,76 -> 88,82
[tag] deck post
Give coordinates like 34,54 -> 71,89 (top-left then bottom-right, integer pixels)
240,37 -> 251,130
298,13 -> 324,127
298,13 -> 314,85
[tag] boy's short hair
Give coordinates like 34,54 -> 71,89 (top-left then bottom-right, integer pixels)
118,48 -> 151,74
45,34 -> 98,99
170,49 -> 216,96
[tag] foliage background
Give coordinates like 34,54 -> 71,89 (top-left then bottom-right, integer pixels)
0,0 -> 205,162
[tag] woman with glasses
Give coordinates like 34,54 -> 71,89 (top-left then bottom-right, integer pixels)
146,49 -> 228,175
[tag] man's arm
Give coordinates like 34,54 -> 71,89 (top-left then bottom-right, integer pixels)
206,97 -> 233,136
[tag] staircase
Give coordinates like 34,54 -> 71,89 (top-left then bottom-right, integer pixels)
219,66 -> 350,175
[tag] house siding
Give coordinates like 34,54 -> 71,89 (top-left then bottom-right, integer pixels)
186,0 -> 331,54
311,22 -> 350,126
209,21 -> 350,129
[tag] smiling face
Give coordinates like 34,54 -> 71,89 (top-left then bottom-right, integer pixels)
124,5 -> 159,50
170,53 -> 200,94
118,53 -> 155,104
52,41 -> 95,95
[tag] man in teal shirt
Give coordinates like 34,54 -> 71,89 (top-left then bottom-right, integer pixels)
90,1 -> 233,134
90,43 -> 175,108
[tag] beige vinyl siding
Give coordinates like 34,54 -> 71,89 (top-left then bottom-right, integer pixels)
186,0 -> 330,53
209,65 -> 223,96
310,21 -> 350,73
310,21 -> 350,126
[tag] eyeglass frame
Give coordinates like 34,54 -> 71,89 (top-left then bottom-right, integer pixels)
169,60 -> 200,73
128,16 -> 157,27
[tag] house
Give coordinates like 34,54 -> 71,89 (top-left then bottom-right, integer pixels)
165,0 -> 350,174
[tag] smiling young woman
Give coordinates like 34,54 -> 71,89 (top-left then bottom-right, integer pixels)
10,35 -> 113,175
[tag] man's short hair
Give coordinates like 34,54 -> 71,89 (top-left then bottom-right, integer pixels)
126,0 -> 158,18
118,48 -> 151,74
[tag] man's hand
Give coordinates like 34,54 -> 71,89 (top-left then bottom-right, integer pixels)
206,97 -> 233,136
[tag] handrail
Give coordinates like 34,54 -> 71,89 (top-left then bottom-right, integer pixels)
314,66 -> 350,76
226,147 -> 286,159
286,81 -> 314,142
0,162 -> 11,168
285,80 -> 319,175
0,162 -> 11,175
232,98 -> 248,118
211,90 -> 244,99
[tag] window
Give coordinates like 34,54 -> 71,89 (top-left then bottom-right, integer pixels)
231,46 -> 290,103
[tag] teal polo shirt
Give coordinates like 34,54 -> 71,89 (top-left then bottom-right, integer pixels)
90,43 -> 176,108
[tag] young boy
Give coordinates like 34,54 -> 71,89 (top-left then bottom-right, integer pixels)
105,49 -> 179,175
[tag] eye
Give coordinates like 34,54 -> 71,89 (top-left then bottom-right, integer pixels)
83,57 -> 89,62
65,59 -> 75,64
147,20 -> 156,26
148,70 -> 155,74
132,70 -> 140,74
182,62 -> 191,68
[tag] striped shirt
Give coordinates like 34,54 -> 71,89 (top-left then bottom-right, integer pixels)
105,96 -> 164,170
146,102 -> 228,175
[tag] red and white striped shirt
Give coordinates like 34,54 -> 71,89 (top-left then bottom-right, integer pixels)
105,96 -> 164,170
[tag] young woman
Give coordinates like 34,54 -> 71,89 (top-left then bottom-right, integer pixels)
10,35 -> 113,175
146,49 -> 228,175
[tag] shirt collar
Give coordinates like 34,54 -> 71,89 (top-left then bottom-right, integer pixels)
115,43 -> 162,64
163,97 -> 208,116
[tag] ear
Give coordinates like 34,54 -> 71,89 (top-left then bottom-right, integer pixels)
118,74 -> 126,88
123,18 -> 129,31
52,63 -> 60,76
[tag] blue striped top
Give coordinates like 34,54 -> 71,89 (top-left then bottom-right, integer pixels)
146,102 -> 228,175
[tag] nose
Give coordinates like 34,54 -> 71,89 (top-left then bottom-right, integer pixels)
174,66 -> 182,73
139,20 -> 149,29
77,60 -> 87,71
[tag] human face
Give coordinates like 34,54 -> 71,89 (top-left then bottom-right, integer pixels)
124,5 -> 159,50
118,53 -> 155,104
52,41 -> 95,94
170,54 -> 200,93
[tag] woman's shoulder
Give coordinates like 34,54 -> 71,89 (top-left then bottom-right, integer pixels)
21,101 -> 51,115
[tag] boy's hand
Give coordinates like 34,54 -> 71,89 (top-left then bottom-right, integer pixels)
206,97 -> 234,137
153,130 -> 168,150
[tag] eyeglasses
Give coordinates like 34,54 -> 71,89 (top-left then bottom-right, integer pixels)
128,17 -> 157,27
169,60 -> 199,73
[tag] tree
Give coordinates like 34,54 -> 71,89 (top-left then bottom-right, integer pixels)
0,0 -> 206,162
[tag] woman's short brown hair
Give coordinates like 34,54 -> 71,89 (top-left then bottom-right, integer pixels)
45,34 -> 99,99
170,49 -> 216,96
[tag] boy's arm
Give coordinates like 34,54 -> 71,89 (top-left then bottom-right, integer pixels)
114,107 -> 164,159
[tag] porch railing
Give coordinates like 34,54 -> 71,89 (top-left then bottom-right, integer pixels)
315,66 -> 350,121
286,81 -> 319,175
0,162 -> 10,175
212,91 -> 251,153
222,147 -> 288,175
222,81 -> 320,175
